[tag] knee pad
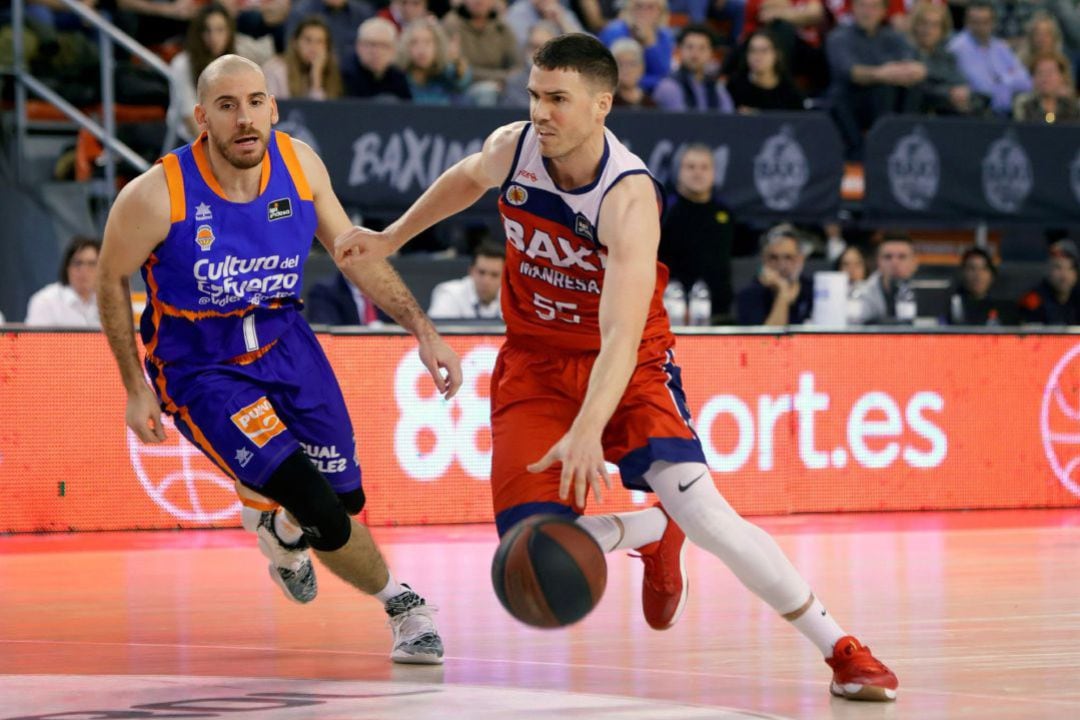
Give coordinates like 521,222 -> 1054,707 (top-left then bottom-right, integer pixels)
337,486 -> 366,516
246,450 -> 352,552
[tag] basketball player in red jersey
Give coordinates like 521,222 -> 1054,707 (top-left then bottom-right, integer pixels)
337,34 -> 898,700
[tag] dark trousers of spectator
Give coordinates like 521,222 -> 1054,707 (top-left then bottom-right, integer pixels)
236,10 -> 288,54
831,84 -> 923,160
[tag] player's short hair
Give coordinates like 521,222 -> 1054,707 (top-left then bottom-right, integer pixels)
474,240 -> 506,263
59,236 -> 101,285
533,33 -> 618,94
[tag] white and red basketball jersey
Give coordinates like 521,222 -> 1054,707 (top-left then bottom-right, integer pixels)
497,123 -> 674,355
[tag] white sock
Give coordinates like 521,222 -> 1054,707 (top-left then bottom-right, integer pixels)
374,573 -> 407,603
577,508 -> 667,552
788,595 -> 847,657
645,461 -> 812,615
274,509 -> 304,545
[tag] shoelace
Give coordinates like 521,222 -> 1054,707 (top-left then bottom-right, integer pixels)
387,604 -> 438,636
630,551 -> 679,593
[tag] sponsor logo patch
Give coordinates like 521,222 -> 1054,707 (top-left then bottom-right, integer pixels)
231,397 -> 286,448
194,202 -> 212,221
268,197 -> 293,221
506,185 -> 528,206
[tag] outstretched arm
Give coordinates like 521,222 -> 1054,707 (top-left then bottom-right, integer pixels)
97,166 -> 173,443
333,121 -> 525,264
294,139 -> 464,399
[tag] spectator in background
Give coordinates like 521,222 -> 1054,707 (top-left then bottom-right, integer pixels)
826,0 -> 926,158
287,0 -> 376,69
738,0 -> 828,93
945,247 -> 1015,325
117,0 -> 197,46
1019,240 -> 1080,325
835,244 -> 869,288
168,3 -> 237,142
499,21 -> 558,106
848,233 -> 920,324
1013,53 -> 1080,123
428,242 -> 505,319
399,17 -> 472,103
598,0 -> 675,92
379,0 -> 431,31
343,17 -> 413,100
572,0 -> 619,34
660,145 -> 734,320
264,16 -> 345,99
735,223 -> 814,326
306,271 -> 389,326
653,24 -> 735,112
443,0 -> 521,104
910,0 -> 977,115
26,236 -> 101,327
948,0 -> 1031,116
1017,11 -> 1066,70
230,0 -> 291,53
726,29 -> 805,111
505,0 -> 584,49
611,37 -> 659,107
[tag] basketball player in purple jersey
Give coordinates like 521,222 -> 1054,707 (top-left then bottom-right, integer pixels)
97,55 -> 458,664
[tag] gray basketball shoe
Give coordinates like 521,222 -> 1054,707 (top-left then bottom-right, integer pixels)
385,586 -> 444,664
256,510 -> 317,604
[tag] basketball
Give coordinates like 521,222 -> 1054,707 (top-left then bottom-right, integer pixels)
491,514 -> 607,628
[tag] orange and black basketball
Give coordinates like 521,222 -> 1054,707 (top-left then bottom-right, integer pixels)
491,515 -> 607,628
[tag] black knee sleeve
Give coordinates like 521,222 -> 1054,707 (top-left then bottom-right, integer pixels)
337,487 -> 366,516
246,450 -> 352,552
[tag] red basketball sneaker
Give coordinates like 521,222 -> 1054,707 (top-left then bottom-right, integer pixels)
825,635 -> 899,701
634,504 -> 688,630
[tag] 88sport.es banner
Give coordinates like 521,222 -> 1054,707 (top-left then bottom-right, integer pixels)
2,331 -> 1079,532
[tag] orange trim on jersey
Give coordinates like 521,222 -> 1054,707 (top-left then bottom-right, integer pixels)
143,254 -> 164,360
179,406 -> 239,482
152,297 -> 286,322
274,131 -> 313,201
227,339 -> 279,366
159,154 -> 186,223
236,481 -> 279,511
191,132 -> 271,200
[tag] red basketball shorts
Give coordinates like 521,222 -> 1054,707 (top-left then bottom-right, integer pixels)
490,341 -> 706,535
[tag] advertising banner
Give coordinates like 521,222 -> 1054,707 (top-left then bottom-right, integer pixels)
2,331 -> 1078,533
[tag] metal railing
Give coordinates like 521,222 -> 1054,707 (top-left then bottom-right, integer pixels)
10,0 -> 176,201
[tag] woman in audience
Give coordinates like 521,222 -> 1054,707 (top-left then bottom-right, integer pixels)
945,247 -> 1014,325
598,0 -> 675,92
399,17 -> 473,104
168,3 -> 236,142
835,245 -> 869,290
1017,11 -> 1065,71
1013,52 -> 1080,123
610,37 -> 658,107
910,0 -> 977,115
726,30 -> 804,112
263,16 -> 345,100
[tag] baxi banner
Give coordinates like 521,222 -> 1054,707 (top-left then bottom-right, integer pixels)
2,331 -> 1079,532
864,116 -> 1080,224
273,100 -> 843,221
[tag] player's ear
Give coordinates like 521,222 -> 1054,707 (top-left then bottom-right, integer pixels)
596,90 -> 612,118
194,103 -> 208,133
270,95 -> 280,125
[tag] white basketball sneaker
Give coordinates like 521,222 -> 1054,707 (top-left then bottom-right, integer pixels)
385,586 -> 444,664
256,510 -> 318,604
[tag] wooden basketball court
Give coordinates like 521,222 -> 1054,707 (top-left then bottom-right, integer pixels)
2,509 -> 1078,719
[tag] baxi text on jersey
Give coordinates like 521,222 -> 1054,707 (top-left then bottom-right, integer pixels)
519,261 -> 602,294
503,218 -> 607,271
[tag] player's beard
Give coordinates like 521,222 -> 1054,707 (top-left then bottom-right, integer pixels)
213,129 -> 267,170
